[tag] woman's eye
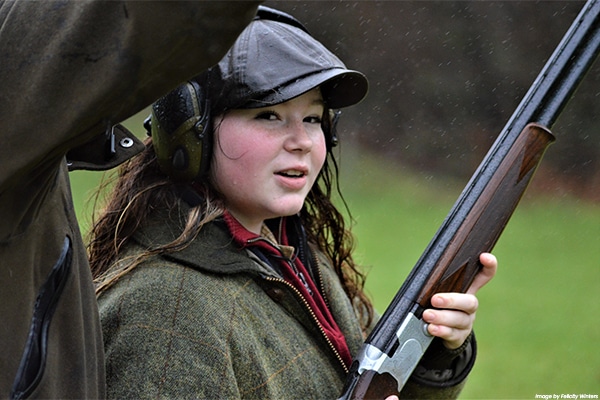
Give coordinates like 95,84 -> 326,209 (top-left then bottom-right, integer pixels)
256,111 -> 279,121
304,115 -> 322,124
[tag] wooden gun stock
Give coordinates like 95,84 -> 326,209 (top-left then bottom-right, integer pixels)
417,123 -> 554,308
343,370 -> 399,400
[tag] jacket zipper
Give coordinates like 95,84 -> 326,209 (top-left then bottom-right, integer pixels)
246,236 -> 348,373
310,249 -> 330,310
264,276 -> 349,374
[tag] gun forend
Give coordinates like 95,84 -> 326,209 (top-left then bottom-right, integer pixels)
415,123 -> 554,308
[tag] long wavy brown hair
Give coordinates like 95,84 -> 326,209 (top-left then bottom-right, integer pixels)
87,113 -> 374,331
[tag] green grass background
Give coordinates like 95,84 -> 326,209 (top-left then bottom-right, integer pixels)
70,115 -> 599,399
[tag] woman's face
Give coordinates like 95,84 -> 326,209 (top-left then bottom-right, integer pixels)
211,88 -> 327,234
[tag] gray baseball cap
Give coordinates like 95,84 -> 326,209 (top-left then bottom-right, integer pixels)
207,6 -> 369,113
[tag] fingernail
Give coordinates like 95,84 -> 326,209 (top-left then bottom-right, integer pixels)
432,296 -> 446,307
423,310 -> 435,323
428,324 -> 439,335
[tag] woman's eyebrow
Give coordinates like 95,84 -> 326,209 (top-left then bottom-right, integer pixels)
311,98 -> 326,107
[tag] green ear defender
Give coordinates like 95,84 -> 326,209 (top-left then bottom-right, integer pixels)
149,80 -> 212,182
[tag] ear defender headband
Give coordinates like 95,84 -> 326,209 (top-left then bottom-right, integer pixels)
147,6 -> 345,182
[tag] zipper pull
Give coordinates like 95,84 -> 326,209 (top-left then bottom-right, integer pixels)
297,271 -> 313,297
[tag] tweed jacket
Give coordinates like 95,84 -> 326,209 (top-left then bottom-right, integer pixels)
0,2 -> 259,398
99,206 -> 473,399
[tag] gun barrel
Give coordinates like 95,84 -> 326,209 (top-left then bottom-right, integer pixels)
516,0 -> 600,128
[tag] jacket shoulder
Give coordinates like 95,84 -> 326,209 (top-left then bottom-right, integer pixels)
98,251 -> 256,332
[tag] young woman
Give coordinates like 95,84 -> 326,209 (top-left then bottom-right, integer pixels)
89,6 -> 497,399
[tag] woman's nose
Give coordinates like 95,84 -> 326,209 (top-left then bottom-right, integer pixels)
284,121 -> 314,152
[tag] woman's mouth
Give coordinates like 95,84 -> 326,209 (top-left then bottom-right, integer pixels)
276,169 -> 306,178
275,168 -> 309,190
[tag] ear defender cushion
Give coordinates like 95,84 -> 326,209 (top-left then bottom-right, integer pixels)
322,109 -> 341,149
151,81 -> 212,181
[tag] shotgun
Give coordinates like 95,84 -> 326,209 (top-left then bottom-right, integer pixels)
340,1 -> 600,398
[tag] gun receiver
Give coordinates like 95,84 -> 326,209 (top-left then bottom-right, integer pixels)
340,0 -> 600,398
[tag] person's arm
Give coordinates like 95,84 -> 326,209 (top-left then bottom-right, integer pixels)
0,1 -> 259,194
0,2 -> 259,397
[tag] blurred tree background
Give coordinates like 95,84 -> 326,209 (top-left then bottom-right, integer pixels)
266,0 -> 600,200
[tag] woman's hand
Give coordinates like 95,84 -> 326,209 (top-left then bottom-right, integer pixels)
421,252 -> 498,349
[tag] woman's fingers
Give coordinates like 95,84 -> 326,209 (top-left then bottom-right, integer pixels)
467,252 -> 497,295
421,253 -> 497,349
423,293 -> 477,349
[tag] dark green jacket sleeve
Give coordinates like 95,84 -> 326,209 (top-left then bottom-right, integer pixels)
0,1 -> 258,398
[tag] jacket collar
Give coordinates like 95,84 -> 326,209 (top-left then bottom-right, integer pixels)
132,205 -> 278,277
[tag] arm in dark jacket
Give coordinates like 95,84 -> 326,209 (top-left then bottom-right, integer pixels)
0,2 -> 259,398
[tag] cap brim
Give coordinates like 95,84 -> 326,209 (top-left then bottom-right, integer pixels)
244,68 -> 368,109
